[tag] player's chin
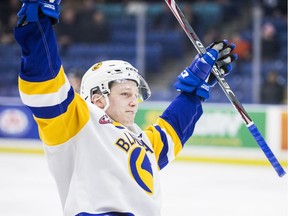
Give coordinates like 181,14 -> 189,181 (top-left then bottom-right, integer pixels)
123,115 -> 135,127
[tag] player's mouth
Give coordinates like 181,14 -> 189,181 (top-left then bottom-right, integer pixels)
126,110 -> 135,115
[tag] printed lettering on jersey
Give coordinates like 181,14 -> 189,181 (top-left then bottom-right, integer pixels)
115,132 -> 153,154
115,132 -> 154,194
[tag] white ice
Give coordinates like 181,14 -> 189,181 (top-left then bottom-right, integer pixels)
0,153 -> 287,216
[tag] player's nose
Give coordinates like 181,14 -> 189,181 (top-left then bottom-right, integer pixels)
129,95 -> 138,107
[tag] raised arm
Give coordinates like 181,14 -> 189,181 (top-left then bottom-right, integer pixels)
145,40 -> 237,169
14,1 -> 89,146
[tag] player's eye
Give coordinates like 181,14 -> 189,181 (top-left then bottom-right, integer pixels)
121,92 -> 129,96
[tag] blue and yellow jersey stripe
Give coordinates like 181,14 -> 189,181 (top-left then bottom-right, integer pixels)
145,93 -> 203,170
145,118 -> 182,170
34,93 -> 89,146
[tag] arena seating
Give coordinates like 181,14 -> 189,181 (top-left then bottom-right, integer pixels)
0,3 -> 286,103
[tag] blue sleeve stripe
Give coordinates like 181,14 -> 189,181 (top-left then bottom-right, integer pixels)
156,118 -> 182,157
154,125 -> 169,169
19,74 -> 71,107
28,87 -> 74,119
34,94 -> 90,146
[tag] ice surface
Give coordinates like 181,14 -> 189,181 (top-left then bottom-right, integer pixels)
0,154 -> 287,216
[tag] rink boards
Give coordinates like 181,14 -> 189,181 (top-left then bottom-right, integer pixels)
0,101 -> 287,167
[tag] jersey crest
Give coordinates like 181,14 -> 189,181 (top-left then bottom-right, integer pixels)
115,132 -> 154,194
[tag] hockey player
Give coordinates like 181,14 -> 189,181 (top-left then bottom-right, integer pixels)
14,1 -> 237,216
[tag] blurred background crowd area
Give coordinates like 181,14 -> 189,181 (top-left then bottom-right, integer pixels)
0,0 -> 287,104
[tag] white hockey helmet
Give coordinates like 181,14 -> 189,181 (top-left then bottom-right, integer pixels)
80,60 -> 151,103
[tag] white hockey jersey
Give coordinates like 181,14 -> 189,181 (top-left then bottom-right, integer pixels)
15,17 -> 203,216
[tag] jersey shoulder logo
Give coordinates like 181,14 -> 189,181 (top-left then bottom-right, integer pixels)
99,114 -> 112,124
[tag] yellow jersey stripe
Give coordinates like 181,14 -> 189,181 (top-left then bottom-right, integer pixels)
34,94 -> 90,146
145,124 -> 164,165
156,118 -> 182,157
19,66 -> 66,95
19,76 -> 71,107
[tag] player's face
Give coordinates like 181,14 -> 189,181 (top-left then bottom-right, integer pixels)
106,80 -> 139,127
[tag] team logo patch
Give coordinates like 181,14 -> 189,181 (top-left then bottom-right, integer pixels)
115,132 -> 154,194
99,114 -> 112,124
92,62 -> 103,71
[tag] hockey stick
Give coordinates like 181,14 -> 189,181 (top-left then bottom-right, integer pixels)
165,0 -> 286,177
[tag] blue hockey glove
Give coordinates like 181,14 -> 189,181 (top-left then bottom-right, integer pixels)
175,40 -> 238,100
17,0 -> 61,26
174,46 -> 219,98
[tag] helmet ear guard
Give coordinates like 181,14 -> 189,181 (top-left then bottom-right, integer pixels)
80,60 -> 151,104
90,86 -> 102,98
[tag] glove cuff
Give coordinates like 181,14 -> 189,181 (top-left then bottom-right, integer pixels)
174,81 -> 197,93
40,1 -> 60,25
17,1 -> 60,26
174,67 -> 202,93
196,82 -> 211,101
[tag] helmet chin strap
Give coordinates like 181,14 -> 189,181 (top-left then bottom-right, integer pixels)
103,94 -> 110,111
